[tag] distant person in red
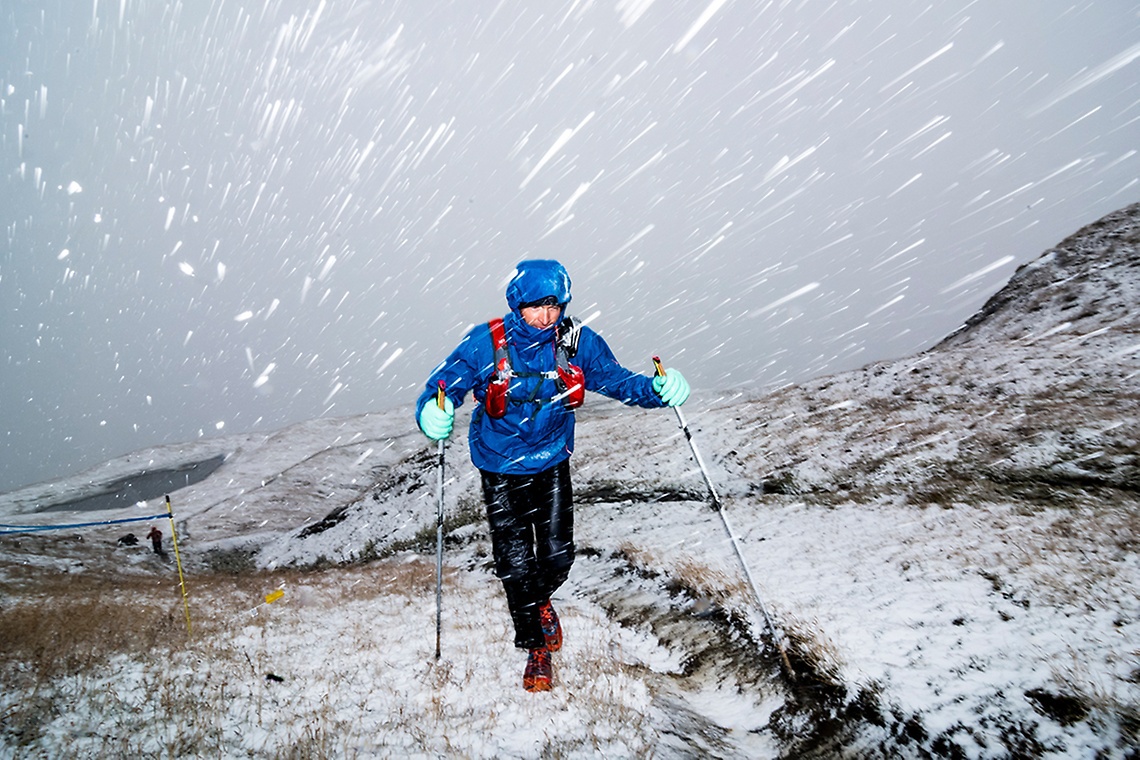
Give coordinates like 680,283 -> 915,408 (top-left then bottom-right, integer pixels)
146,526 -> 165,556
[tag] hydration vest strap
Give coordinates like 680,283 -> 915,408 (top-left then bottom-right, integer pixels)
490,317 -> 508,363
557,316 -> 580,359
485,316 -> 584,408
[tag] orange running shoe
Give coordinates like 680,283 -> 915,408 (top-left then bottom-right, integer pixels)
523,647 -> 552,692
538,599 -> 562,652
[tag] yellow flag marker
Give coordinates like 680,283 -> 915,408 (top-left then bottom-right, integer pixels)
165,495 -> 193,635
265,589 -> 285,604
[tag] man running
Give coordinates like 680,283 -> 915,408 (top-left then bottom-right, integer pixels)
415,259 -> 690,692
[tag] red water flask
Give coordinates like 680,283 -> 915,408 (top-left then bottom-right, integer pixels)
485,358 -> 509,419
558,364 -> 585,409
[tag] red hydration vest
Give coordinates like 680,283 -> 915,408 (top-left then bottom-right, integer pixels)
485,316 -> 585,419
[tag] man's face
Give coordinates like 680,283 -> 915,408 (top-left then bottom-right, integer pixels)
520,303 -> 563,330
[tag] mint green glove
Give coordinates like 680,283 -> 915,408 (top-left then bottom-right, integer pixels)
419,396 -> 455,440
652,368 -> 690,407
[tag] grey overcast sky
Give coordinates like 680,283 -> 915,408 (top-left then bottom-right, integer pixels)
2,0 -> 1138,494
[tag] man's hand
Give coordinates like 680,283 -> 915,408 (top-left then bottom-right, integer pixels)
419,396 -> 455,440
652,368 -> 690,407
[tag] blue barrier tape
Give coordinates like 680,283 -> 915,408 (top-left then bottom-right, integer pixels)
0,513 -> 169,535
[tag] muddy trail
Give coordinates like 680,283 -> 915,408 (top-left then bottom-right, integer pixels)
448,504 -> 913,759
574,549 -> 914,757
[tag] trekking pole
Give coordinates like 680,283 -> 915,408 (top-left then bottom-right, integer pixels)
652,358 -> 795,680
434,380 -> 446,661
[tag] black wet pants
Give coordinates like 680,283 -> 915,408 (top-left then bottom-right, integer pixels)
480,460 -> 574,650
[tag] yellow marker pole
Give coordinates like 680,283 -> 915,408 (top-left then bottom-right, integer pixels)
165,495 -> 193,635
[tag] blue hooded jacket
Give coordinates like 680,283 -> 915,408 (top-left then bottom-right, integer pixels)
415,259 -> 665,474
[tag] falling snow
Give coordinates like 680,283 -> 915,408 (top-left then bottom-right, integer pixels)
1,1 -> 1138,494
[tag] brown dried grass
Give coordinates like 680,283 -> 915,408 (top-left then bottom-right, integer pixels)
0,558 -> 431,684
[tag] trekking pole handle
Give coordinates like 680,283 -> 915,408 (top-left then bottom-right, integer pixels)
652,355 -> 665,378
436,380 -> 446,410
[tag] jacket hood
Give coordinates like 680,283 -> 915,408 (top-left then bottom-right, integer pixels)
505,259 -> 572,311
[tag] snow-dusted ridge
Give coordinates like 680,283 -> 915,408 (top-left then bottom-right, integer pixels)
939,202 -> 1140,349
2,204 -> 1138,757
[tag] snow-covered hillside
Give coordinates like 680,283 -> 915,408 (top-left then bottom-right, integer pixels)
2,204 -> 1138,757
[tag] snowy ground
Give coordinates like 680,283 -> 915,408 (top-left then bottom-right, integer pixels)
1,205 -> 1138,757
